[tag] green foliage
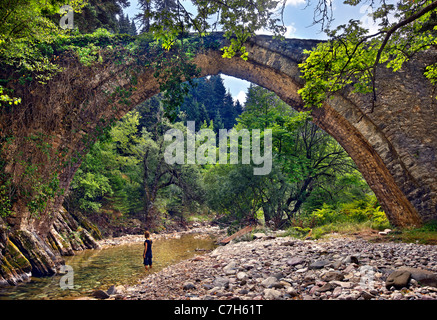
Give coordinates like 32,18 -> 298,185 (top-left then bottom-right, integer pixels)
71,0 -> 130,34
68,95 -> 207,229
0,86 -> 21,107
311,195 -> 389,229
0,0 -> 87,85
68,111 -> 141,214
204,84 -> 372,228
393,220 -> 437,244
0,184 -> 12,218
151,38 -> 201,121
176,75 -> 242,131
282,194 -> 390,239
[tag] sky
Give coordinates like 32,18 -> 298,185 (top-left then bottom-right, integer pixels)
123,0 -> 379,104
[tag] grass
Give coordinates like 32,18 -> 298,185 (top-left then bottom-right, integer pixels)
382,221 -> 437,245
279,219 -> 437,245
279,221 -> 378,239
186,213 -> 214,223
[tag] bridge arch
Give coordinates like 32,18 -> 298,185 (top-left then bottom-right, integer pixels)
6,34 -> 437,235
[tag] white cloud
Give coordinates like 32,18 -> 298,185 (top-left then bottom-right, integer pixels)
359,5 -> 379,35
236,91 -> 247,105
285,23 -> 297,37
284,0 -> 306,6
256,23 -> 297,38
359,5 -> 396,35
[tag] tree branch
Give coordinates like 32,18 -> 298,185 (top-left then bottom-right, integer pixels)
371,0 -> 437,102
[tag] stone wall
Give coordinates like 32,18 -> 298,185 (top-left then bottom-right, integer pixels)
0,208 -> 100,286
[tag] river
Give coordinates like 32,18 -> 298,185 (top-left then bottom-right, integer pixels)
0,233 -> 218,300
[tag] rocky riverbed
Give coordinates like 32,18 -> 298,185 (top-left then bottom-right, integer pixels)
110,233 -> 437,300
96,225 -> 224,248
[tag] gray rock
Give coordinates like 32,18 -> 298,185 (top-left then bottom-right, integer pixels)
317,282 -> 334,292
399,267 -> 437,287
203,283 -> 214,290
262,276 -> 279,288
309,259 -> 330,269
107,285 -> 117,295
332,260 -> 343,269
361,291 -> 376,300
343,255 -> 360,264
287,257 -> 305,266
321,271 -> 344,282
286,287 -> 299,297
332,286 -> 342,298
183,282 -> 196,290
272,272 -> 284,280
213,277 -> 230,289
223,261 -> 238,275
386,270 -> 411,289
92,290 -> 110,299
253,233 -> 267,239
264,288 -> 281,300
236,272 -> 248,281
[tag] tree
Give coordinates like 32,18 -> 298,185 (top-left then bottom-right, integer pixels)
205,85 -> 368,228
66,111 -> 142,215
130,19 -> 137,36
138,113 -> 205,229
222,91 -> 237,129
135,0 -> 151,33
176,75 -> 238,130
135,0 -> 179,34
73,0 -> 130,33
234,100 -> 244,116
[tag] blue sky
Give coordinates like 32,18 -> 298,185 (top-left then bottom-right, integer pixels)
124,0 -> 378,104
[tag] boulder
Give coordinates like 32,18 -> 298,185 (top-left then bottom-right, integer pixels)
386,270 -> 411,289
321,271 -> 345,282
287,257 -> 305,266
264,288 -> 281,300
253,233 -> 267,239
236,272 -> 248,281
213,277 -> 230,289
92,290 -> 110,299
261,276 -> 280,288
183,282 -> 196,290
309,259 -> 330,269
399,267 -> 437,288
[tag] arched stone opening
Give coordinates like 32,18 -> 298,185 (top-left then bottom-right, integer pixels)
6,35 -> 436,238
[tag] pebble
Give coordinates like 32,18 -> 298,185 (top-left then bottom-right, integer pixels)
120,234 -> 437,300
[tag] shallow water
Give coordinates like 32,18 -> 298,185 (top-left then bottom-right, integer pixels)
0,233 -> 217,300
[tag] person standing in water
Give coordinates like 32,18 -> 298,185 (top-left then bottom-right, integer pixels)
143,231 -> 153,271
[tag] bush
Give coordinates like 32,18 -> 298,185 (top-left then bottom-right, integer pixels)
311,195 -> 390,229
287,195 -> 391,238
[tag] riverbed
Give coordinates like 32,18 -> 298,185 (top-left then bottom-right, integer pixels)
0,229 -> 220,300
123,234 -> 437,300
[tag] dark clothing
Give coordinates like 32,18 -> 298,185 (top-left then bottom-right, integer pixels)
143,239 -> 153,266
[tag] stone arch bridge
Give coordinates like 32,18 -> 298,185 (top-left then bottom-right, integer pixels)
1,33 -> 436,282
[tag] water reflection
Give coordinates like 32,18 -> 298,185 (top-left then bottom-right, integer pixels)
0,233 -> 217,300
